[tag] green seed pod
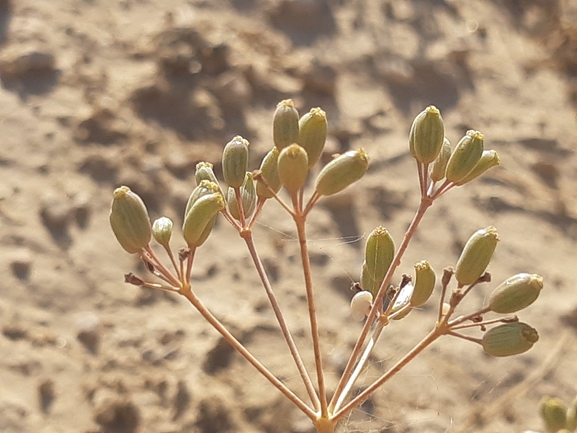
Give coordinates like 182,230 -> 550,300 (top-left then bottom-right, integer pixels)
566,397 -> 577,431
182,193 -> 225,248
315,148 -> 370,197
273,99 -> 299,150
109,186 -> 152,254
298,107 -> 328,167
455,150 -> 500,186
430,137 -> 451,182
455,226 -> 500,287
488,273 -> 544,314
277,144 -> 309,192
195,162 -> 220,187
194,214 -> 218,248
445,130 -> 484,183
410,260 -> 436,307
222,136 -> 249,188
185,180 -> 221,218
360,262 -> 380,296
481,322 -> 538,357
350,290 -> 373,321
152,216 -> 173,248
409,106 -> 445,164
227,172 -> 257,220
540,397 -> 568,433
363,226 -> 395,297
256,147 -> 282,200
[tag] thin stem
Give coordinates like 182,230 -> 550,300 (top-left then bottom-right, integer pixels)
248,198 -> 266,230
329,197 -> 433,411
143,245 -> 181,288
447,330 -> 482,344
448,306 -> 491,328
294,209 -> 328,417
164,245 -> 182,281
234,187 -> 248,228
334,321 -> 385,413
303,191 -> 320,216
333,327 -> 442,423
244,233 -> 321,411
180,288 -> 316,420
450,316 -> 511,331
184,247 -> 196,287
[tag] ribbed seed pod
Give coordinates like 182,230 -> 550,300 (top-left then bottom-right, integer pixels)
488,273 -> 543,314
298,108 -> 327,167
430,138 -> 452,182
540,397 -> 568,433
152,217 -> 173,248
350,291 -> 373,322
182,193 -> 225,248
256,147 -> 281,199
481,322 -> 538,357
445,130 -> 484,183
227,172 -> 257,220
223,136 -> 249,188
455,150 -> 500,186
315,149 -> 369,196
195,162 -> 220,188
109,186 -> 152,254
360,263 -> 379,296
409,106 -> 445,164
362,226 -> 395,297
455,226 -> 500,287
277,144 -> 309,192
273,99 -> 299,150
566,397 -> 577,431
410,260 -> 436,307
185,180 -> 221,218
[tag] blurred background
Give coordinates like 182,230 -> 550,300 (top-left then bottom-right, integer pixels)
1,0 -> 576,432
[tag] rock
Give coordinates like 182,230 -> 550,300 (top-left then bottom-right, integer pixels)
10,248 -> 33,280
0,45 -> 56,77
195,395 -> 234,433
38,378 -> 55,413
93,394 -> 140,433
39,194 -> 73,237
74,311 -> 102,354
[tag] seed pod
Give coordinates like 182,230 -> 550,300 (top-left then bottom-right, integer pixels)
315,148 -> 369,196
455,226 -> 500,287
182,193 -> 225,248
195,162 -> 220,188
481,322 -> 539,357
445,130 -> 484,183
410,260 -> 436,307
566,397 -> 577,431
256,147 -> 282,199
455,150 -> 500,186
227,172 -> 257,220
409,106 -> 445,164
350,291 -> 373,322
430,137 -> 451,182
488,273 -> 543,314
109,186 -> 151,254
223,136 -> 249,188
540,397 -> 568,433
152,217 -> 173,248
360,262 -> 380,296
362,226 -> 395,297
298,107 -> 328,167
278,144 -> 309,192
185,180 -> 221,218
273,99 -> 299,150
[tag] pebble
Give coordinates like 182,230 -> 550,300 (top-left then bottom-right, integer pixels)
74,311 -> 102,354
38,378 -> 55,413
10,248 -> 33,280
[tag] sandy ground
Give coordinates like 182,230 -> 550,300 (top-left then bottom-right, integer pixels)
1,0 -> 577,432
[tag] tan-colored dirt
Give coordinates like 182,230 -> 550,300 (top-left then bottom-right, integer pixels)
1,0 -> 576,432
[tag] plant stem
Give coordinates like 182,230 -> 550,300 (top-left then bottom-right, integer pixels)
329,197 -> 432,412
143,245 -> 182,288
180,288 -> 316,420
333,327 -> 442,423
294,212 -> 328,417
243,233 -> 321,411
